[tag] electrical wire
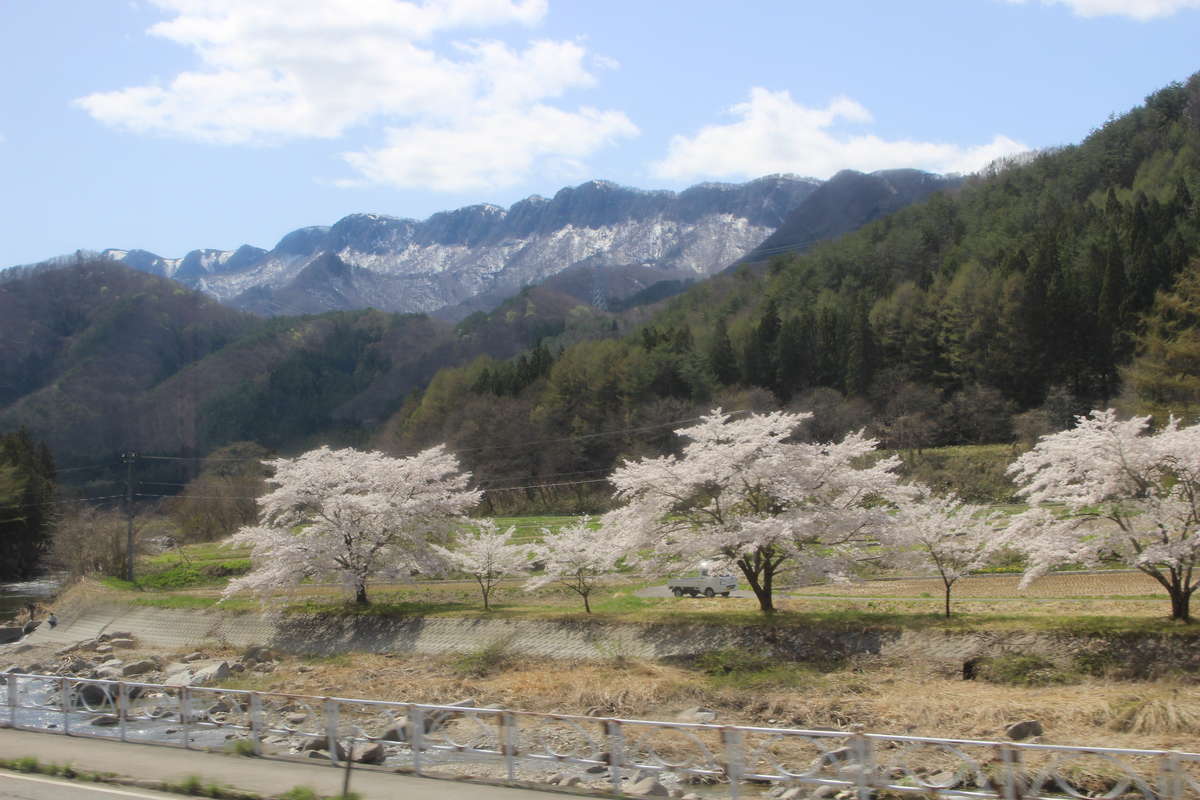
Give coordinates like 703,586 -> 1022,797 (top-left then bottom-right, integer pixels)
130,411 -> 743,463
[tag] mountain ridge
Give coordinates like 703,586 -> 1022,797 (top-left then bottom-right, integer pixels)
77,170 -> 954,318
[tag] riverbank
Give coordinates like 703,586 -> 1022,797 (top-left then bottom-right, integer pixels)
2,581 -> 1199,780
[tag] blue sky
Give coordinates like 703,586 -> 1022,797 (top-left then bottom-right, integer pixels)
1,0 -> 1197,266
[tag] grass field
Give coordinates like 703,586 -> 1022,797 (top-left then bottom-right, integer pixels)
103,512 -> 1197,635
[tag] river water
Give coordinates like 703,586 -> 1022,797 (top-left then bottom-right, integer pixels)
0,578 -> 59,623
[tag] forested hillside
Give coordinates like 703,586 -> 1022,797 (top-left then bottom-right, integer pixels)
0,262 -> 613,470
381,73 -> 1200,503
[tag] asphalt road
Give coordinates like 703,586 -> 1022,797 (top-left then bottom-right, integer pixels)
0,772 -> 182,800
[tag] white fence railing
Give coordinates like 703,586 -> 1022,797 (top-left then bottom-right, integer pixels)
2,671 -> 1198,799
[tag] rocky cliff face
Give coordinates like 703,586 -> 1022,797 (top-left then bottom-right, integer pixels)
103,175 -> 820,316
98,169 -> 958,317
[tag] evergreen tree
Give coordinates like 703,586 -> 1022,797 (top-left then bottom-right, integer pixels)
0,430 -> 56,580
707,318 -> 739,385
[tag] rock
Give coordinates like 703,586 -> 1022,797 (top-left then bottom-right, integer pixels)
230,663 -> 245,673
192,661 -> 230,685
164,670 -> 194,687
927,770 -> 960,788
677,706 -> 716,723
811,788 -> 840,799
1005,720 -> 1043,741
162,662 -> 189,676
381,721 -> 408,742
301,736 -> 348,760
682,794 -> 702,800
107,631 -> 134,640
90,714 -> 120,726
122,659 -> 157,677
94,644 -> 113,655
71,683 -> 111,707
560,776 -> 582,788
95,666 -> 123,681
63,657 -> 90,673
353,742 -> 386,765
242,645 -> 273,662
109,638 -> 136,649
286,713 -> 308,725
182,652 -> 205,662
296,665 -> 313,673
778,788 -> 805,800
822,746 -> 854,765
629,776 -> 670,796
306,750 -> 328,759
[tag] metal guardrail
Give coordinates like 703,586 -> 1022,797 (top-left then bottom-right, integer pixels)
2,671 -> 1198,799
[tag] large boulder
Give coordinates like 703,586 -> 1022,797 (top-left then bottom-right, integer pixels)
121,662 -> 157,681
192,661 -> 231,685
628,776 -> 670,796
164,670 -> 194,687
353,742 -> 387,765
1005,720 -> 1043,740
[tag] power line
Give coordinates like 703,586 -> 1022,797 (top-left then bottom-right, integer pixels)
55,461 -> 120,474
130,411 -> 742,464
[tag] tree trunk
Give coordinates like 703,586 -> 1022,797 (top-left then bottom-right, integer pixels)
944,582 -> 952,618
1170,587 -> 1192,622
583,592 -> 591,614
355,581 -> 369,606
1140,565 -> 1193,621
738,563 -> 775,613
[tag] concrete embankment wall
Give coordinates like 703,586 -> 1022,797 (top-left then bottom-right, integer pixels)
15,595 -> 1200,671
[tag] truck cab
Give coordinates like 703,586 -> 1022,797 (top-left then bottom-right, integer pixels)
667,566 -> 738,598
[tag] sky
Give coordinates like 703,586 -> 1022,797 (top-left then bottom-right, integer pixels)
1,0 -> 1198,266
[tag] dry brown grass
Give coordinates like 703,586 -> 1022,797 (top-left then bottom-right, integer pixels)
195,648 -> 1200,755
1107,691 -> 1200,735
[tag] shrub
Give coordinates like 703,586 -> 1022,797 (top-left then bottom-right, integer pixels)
977,654 -> 1077,687
13,757 -> 39,773
451,638 -> 513,677
225,738 -> 257,757
279,789 -> 320,800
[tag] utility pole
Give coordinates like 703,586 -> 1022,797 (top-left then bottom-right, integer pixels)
122,451 -> 137,582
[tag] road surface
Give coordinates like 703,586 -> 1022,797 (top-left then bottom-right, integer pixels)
0,772 -> 182,800
0,728 -> 574,800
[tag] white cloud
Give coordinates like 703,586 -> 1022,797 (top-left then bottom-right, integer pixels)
76,0 -> 636,191
342,106 -> 637,192
1003,0 -> 1200,19
651,88 -> 1027,181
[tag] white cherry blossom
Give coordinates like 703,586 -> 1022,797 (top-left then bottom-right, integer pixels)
604,408 -> 910,613
525,516 -> 619,613
433,520 -> 528,610
223,445 -> 480,606
1007,409 -> 1200,620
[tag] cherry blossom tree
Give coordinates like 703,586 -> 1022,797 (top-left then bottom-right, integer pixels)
890,492 -> 1002,617
1007,409 -> 1200,621
525,516 -> 619,613
224,445 -> 480,606
604,409 -> 910,613
433,520 -> 528,610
